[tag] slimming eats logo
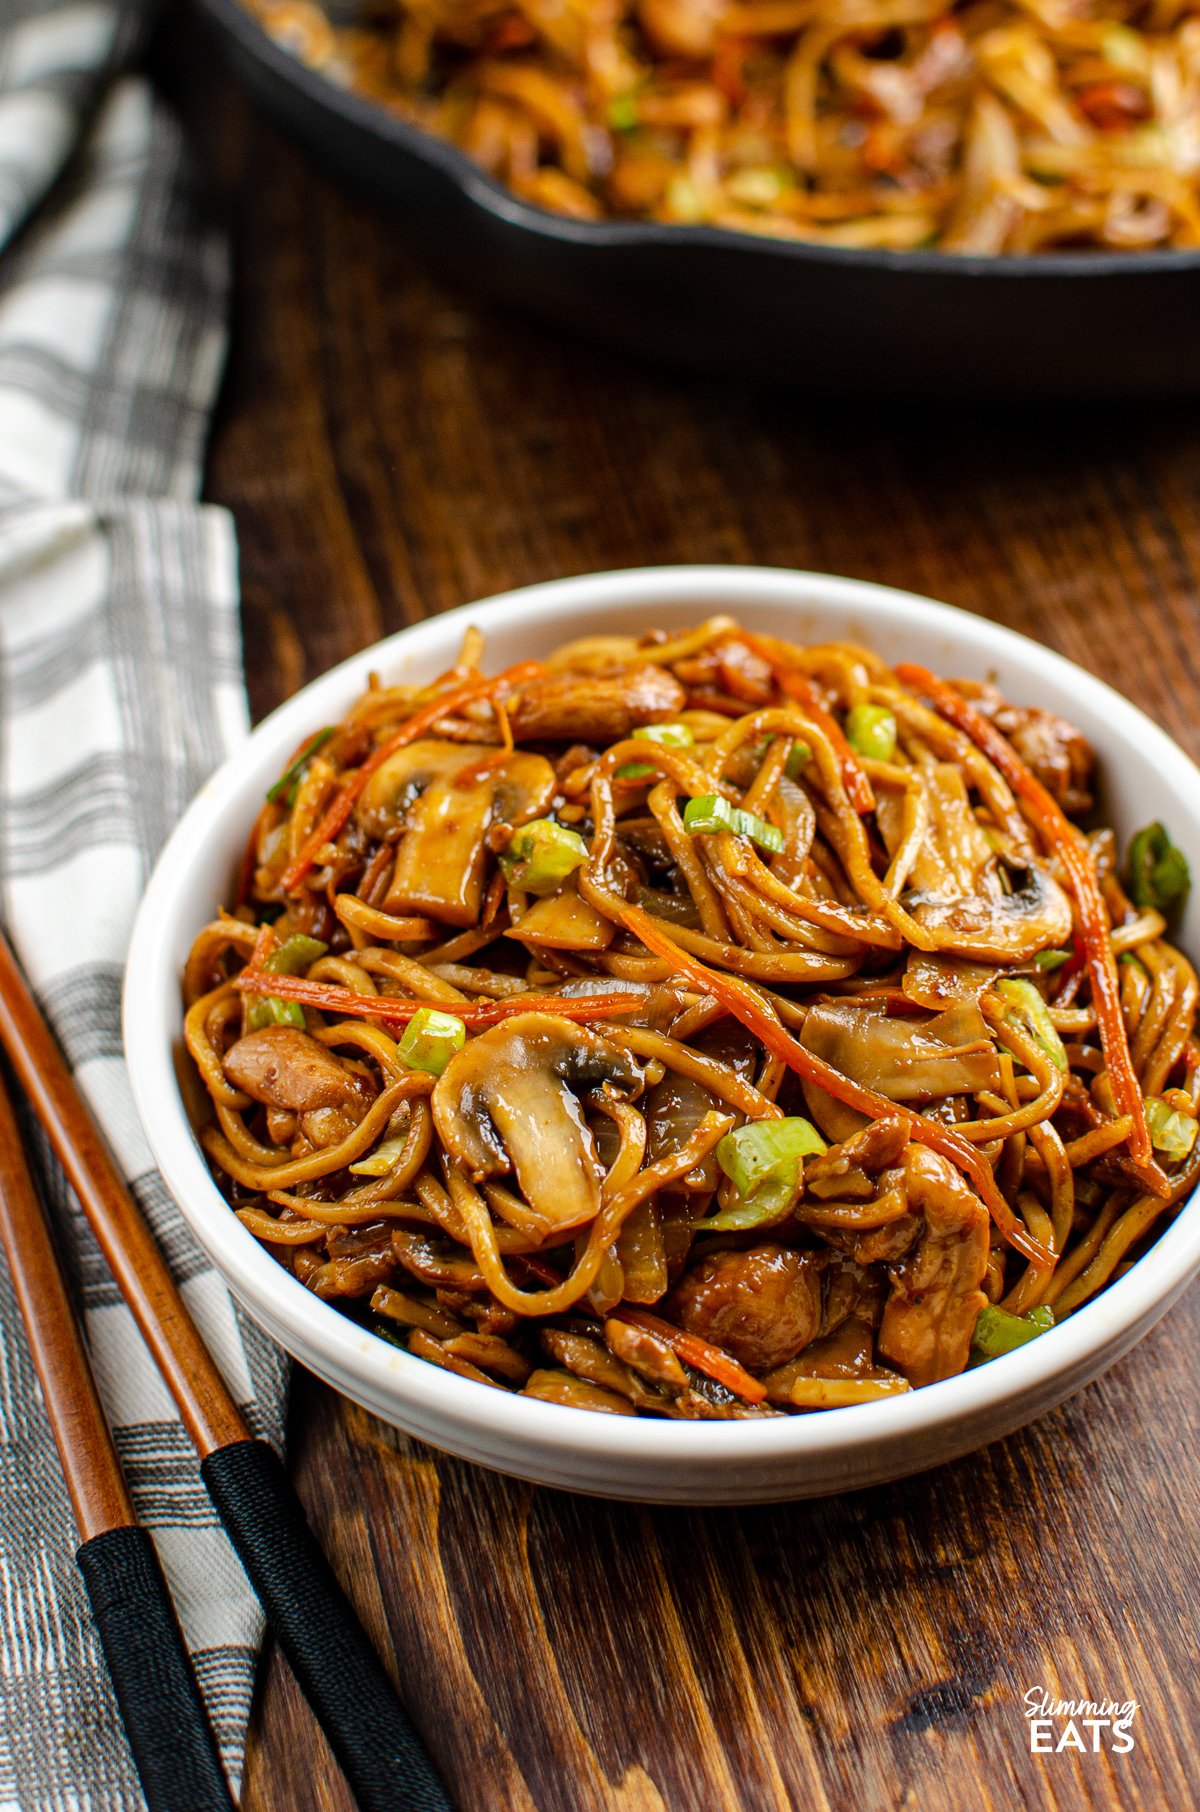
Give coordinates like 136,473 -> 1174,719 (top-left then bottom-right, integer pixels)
1023,1688 -> 1138,1754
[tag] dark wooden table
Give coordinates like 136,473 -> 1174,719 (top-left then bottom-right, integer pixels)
171,28 -> 1200,1811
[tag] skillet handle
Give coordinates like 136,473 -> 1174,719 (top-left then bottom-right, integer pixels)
201,1438 -> 453,1812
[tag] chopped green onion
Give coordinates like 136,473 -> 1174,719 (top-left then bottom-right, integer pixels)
1126,821 -> 1190,918
683,793 -> 784,854
717,1117 -> 827,1198
1033,948 -> 1072,971
266,727 -> 334,807
268,934 -> 329,973
246,933 -> 328,1030
499,819 -> 589,895
1144,1097 -> 1199,1162
969,1303 -> 1054,1365
246,995 -> 306,1031
844,704 -> 897,763
616,721 -> 694,780
396,1007 -> 465,1076
607,93 -> 639,131
996,977 -> 1067,1074
714,1117 -> 827,1225
696,1189 -> 797,1233
350,1134 -> 412,1176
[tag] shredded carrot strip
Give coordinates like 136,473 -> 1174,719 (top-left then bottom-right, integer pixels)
234,968 -> 645,1027
616,1307 -> 768,1404
280,659 -> 544,890
895,662 -> 1164,1192
611,897 -> 1053,1265
743,632 -> 876,813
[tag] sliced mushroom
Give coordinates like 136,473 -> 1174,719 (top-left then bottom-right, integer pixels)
799,1000 -> 1002,1105
878,761 -> 1072,962
222,1026 -> 374,1114
507,664 -> 686,743
432,1012 -> 644,1232
356,739 -> 556,927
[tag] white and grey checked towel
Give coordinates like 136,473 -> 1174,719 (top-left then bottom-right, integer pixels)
0,6 -> 288,1806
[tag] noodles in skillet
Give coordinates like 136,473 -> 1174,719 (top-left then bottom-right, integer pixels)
247,0 -> 1200,252
184,619 -> 1197,1417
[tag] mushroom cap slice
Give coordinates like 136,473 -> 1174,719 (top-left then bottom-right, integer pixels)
432,1012 -> 644,1233
356,739 -> 556,927
879,761 -> 1072,962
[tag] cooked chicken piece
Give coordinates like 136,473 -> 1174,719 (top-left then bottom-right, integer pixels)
223,1025 -> 375,1114
508,663 -> 686,743
819,1255 -> 885,1337
803,1117 -> 910,1199
877,1145 -> 990,1387
668,1245 -> 822,1373
958,680 -> 1095,815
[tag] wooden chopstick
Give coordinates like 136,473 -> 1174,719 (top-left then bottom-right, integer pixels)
0,1063 -> 233,1810
0,927 -> 453,1812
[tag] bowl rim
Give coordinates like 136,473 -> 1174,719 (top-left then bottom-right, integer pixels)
124,563 -> 1200,1470
199,0 -> 1200,283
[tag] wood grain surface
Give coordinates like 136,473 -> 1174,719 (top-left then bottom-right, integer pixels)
165,22 -> 1200,1810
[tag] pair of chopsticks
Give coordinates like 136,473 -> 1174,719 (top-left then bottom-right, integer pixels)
0,926 -> 452,1812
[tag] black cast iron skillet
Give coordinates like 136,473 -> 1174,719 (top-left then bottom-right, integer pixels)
198,0 -> 1200,397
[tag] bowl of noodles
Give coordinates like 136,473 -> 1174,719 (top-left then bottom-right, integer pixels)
197,0 -> 1200,393
124,566 -> 1200,1502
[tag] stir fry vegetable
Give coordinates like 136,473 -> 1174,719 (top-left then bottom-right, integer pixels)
970,1304 -> 1055,1366
245,934 -> 328,1031
499,819 -> 589,893
1126,822 -> 1191,918
683,794 -> 784,852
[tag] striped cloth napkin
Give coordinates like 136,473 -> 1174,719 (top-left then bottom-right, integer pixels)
0,7 -> 288,1806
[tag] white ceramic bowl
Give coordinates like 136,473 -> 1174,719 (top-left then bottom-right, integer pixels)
124,567 -> 1200,1504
